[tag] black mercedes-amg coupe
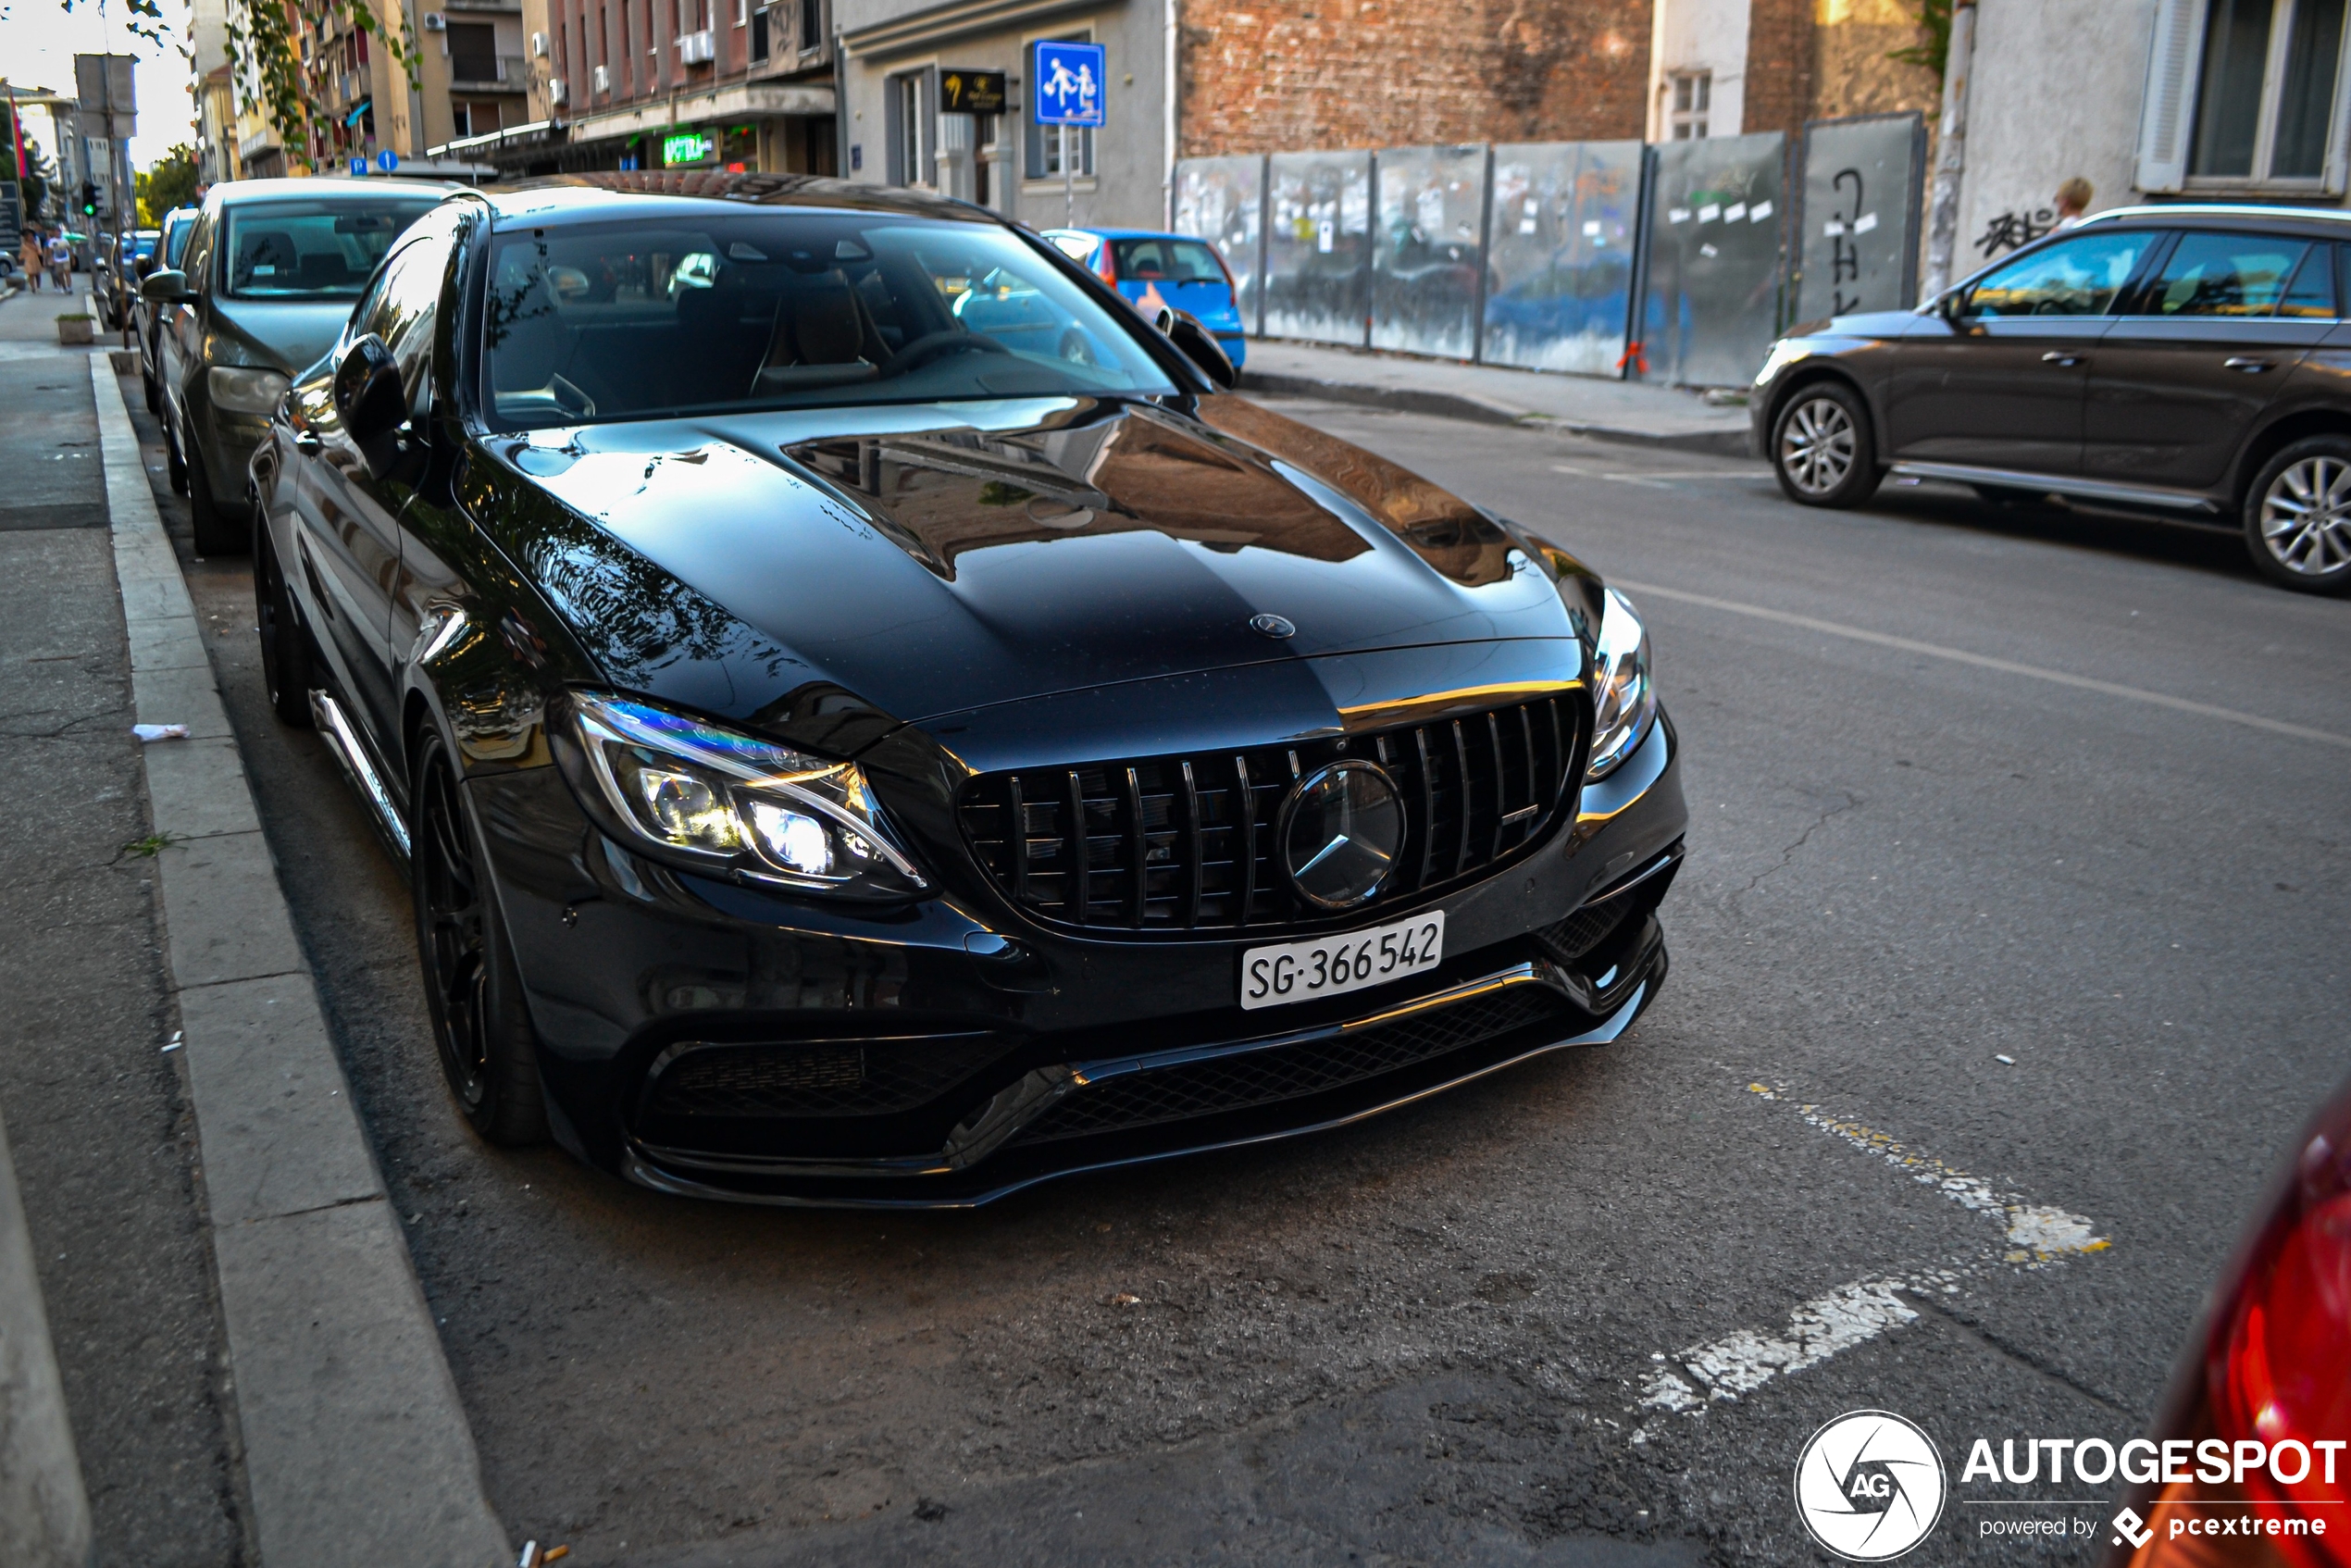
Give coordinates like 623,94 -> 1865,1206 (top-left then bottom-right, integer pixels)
249,173 -> 1686,1206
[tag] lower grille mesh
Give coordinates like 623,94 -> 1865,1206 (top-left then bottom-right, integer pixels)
1008,986 -> 1567,1146
646,1036 -> 1004,1118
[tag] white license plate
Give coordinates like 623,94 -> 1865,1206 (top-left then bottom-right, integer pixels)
1239,911 -> 1446,1011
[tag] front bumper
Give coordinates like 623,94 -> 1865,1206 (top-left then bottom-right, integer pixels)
469,714 -> 1686,1206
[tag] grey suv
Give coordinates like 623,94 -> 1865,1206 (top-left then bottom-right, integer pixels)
144,177 -> 452,553
1752,205 -> 2351,594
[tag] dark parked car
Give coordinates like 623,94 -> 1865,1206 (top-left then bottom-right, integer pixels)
93,228 -> 158,330
137,206 -> 199,415
2105,1070 -> 2350,1565
1753,205 -> 2351,594
144,177 -> 453,553
250,175 -> 1686,1206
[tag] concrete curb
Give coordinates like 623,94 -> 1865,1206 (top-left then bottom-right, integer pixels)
92,357 -> 512,1568
0,1101 -> 95,1568
1238,368 -> 1758,458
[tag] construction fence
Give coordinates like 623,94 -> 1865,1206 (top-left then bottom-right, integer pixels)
1173,113 -> 1926,390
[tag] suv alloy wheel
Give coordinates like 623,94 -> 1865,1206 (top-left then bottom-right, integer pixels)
2245,436 -> 2351,594
1772,381 -> 1883,509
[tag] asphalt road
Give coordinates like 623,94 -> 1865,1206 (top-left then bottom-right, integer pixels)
139,374 -> 2351,1567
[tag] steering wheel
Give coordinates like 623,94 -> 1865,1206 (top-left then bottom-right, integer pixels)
891,330 -> 1014,373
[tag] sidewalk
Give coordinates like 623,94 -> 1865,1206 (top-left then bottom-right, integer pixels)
1240,339 -> 1758,456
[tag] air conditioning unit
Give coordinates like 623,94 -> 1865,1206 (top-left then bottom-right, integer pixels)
548,76 -> 568,105
676,28 -> 715,63
421,11 -> 445,29
530,30 -> 548,56
591,63 -> 611,92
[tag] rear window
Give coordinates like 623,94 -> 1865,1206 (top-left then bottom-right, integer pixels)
1112,238 -> 1228,284
221,197 -> 442,299
2140,232 -> 2312,317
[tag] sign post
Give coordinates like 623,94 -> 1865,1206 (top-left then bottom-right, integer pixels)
1030,39 -> 1104,228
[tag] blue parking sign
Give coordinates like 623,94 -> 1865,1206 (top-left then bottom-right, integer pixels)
349,156 -> 369,178
1031,39 -> 1104,127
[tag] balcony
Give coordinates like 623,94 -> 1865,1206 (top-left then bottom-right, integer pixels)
448,53 -> 528,90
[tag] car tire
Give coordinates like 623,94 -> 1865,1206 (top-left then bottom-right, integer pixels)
164,414 -> 189,495
181,415 -> 247,556
2243,437 -> 2351,594
253,519 -> 316,728
1771,381 -> 1883,509
413,730 -> 549,1148
143,365 -> 160,416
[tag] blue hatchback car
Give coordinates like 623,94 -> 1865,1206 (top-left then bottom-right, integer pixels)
1044,227 -> 1249,370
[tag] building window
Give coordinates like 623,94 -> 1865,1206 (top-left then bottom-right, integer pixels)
799,0 -> 819,51
1024,33 -> 1095,180
1668,70 -> 1710,140
2189,0 -> 2345,181
889,69 -> 929,186
750,5 -> 768,58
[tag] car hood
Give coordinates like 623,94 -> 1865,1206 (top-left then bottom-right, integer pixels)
1808,308 -> 1917,340
207,296 -> 355,377
482,394 -> 1583,745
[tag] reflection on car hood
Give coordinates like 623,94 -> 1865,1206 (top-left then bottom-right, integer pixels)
206,296 -> 355,378
488,395 -> 1581,743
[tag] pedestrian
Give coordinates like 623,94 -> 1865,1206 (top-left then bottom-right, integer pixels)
2054,177 -> 2094,230
47,230 -> 74,292
20,226 -> 45,291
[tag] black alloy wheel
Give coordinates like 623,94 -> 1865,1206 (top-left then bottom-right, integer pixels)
252,519 -> 315,728
1771,380 -> 1883,509
181,413 -> 246,556
2245,436 -> 2351,595
413,730 -> 548,1146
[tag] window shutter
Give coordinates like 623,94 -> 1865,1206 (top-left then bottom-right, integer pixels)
2135,0 -> 2206,193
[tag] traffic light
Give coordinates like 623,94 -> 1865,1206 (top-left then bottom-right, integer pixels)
80,180 -> 97,217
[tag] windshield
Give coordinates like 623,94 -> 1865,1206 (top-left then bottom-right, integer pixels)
163,214 -> 195,268
223,197 -> 443,299
1112,238 -> 1228,285
479,212 -> 1182,429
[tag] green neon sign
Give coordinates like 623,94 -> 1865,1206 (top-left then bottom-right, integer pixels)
663,131 -> 714,167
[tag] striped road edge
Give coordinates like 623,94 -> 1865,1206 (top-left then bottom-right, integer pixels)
90,357 -> 512,1567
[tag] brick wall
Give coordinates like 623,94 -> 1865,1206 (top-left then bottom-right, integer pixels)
1180,0 -> 1653,156
1737,0 -> 1814,135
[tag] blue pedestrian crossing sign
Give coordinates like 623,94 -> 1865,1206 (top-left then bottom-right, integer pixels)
1031,39 -> 1104,127
377,149 -> 400,172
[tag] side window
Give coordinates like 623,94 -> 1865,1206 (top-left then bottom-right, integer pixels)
2280,243 -> 2338,319
180,212 -> 217,294
2137,232 -> 2310,317
1965,230 -> 2156,317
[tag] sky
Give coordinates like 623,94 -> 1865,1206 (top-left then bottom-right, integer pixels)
3,0 -> 199,173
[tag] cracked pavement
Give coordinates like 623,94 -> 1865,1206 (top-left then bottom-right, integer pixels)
93,352 -> 2351,1564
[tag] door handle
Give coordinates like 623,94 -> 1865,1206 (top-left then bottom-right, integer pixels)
2040,351 -> 2084,367
2223,356 -> 2274,373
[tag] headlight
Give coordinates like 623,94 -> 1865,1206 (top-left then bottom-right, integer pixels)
1586,588 -> 1657,781
557,691 -> 927,900
209,366 -> 290,416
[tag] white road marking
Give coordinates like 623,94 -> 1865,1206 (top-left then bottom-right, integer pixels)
1613,579 -> 2351,752
1636,1086 -> 2108,1417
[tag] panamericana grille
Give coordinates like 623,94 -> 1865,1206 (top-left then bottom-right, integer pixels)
643,1034 -> 1005,1119
956,697 -> 1584,935
1008,985 -> 1567,1146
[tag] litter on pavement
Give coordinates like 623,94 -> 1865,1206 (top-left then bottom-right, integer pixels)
131,723 -> 188,741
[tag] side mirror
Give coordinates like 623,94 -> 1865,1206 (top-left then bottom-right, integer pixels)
141,269 -> 193,304
1938,289 -> 1972,324
1152,305 -> 1238,391
333,334 -> 409,477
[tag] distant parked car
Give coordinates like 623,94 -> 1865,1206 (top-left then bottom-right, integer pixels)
144,176 -> 454,553
1043,227 -> 1249,369
93,229 -> 159,330
2105,1069 -> 2351,1564
1752,204 -> 2351,595
138,207 -> 200,415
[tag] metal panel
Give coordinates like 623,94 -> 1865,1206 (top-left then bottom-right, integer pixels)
1483,140 -> 1645,376
1263,150 -> 1374,346
1637,131 -> 1787,388
1795,114 -> 1925,322
1372,143 -> 1488,360
1173,155 -> 1267,333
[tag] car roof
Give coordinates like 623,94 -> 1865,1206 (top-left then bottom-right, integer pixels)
205,176 -> 461,208
2081,203 -> 2351,239
1044,227 -> 1206,242
469,173 -> 996,230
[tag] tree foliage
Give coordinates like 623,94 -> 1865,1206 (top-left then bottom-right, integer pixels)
1890,0 -> 1954,82
16,139 -> 59,225
225,0 -> 421,163
137,143 -> 199,221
